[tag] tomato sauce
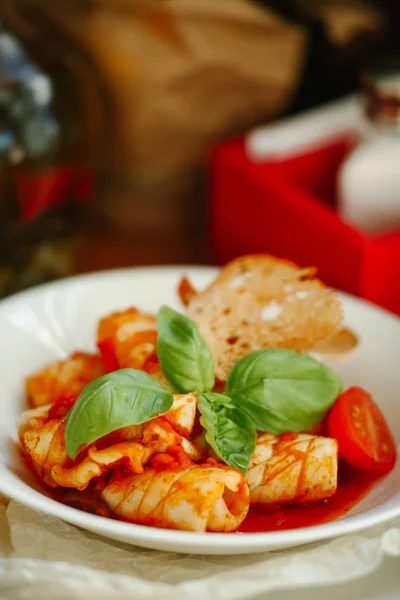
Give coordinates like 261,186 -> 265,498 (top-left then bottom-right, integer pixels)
22,448 -> 386,534
237,461 -> 383,533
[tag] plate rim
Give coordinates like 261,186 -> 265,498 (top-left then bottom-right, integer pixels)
1,264 -> 399,324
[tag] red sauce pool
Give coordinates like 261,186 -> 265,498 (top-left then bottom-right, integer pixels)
237,461 -> 384,533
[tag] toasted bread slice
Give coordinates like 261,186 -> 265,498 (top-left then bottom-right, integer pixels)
185,254 -> 343,381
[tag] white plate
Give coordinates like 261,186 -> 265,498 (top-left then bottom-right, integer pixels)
0,267 -> 399,555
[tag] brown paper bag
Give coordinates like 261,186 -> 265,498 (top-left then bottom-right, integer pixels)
3,0 -> 306,233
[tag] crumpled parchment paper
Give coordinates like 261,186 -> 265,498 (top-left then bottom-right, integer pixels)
0,495 -> 399,600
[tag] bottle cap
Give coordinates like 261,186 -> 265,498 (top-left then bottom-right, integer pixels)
362,69 -> 400,127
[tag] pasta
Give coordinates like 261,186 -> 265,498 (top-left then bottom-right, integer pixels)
97,308 -> 158,371
247,433 -> 338,504
25,352 -> 104,407
102,465 -> 250,533
51,443 -> 154,491
21,418 -> 68,487
161,393 -> 197,437
19,393 -> 201,492
19,404 -> 52,436
142,421 -> 201,461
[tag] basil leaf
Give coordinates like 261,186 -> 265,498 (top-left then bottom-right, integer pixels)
65,368 -> 174,459
157,305 -> 215,393
226,349 -> 342,433
198,392 -> 256,472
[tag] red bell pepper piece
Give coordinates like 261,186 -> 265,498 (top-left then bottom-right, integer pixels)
48,391 -> 80,419
98,338 -> 119,373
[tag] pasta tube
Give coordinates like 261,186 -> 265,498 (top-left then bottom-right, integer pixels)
21,418 -> 68,486
102,465 -> 250,532
142,421 -> 201,460
97,308 -> 158,370
247,433 -> 338,504
163,393 -> 197,437
51,443 -> 153,490
25,352 -> 103,407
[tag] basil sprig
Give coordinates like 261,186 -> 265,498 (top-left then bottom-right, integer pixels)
64,305 -> 343,473
65,369 -> 174,459
225,349 -> 342,433
157,305 -> 215,393
198,393 -> 256,473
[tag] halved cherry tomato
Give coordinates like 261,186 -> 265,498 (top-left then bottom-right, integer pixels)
328,387 -> 396,472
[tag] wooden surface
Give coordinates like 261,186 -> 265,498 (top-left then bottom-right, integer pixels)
76,232 -> 210,274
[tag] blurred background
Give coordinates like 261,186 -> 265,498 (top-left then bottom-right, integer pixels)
1,0 -> 400,312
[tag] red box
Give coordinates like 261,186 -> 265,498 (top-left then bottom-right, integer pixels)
209,136 -> 400,316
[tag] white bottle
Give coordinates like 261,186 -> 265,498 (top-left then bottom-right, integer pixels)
338,72 -> 400,234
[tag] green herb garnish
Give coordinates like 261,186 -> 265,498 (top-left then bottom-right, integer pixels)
198,392 -> 256,473
157,305 -> 215,393
64,307 -> 342,471
225,348 -> 342,433
65,368 -> 174,459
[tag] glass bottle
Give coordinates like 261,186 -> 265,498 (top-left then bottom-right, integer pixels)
338,68 -> 400,234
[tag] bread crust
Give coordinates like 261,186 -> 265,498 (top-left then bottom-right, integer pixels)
185,255 -> 343,381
